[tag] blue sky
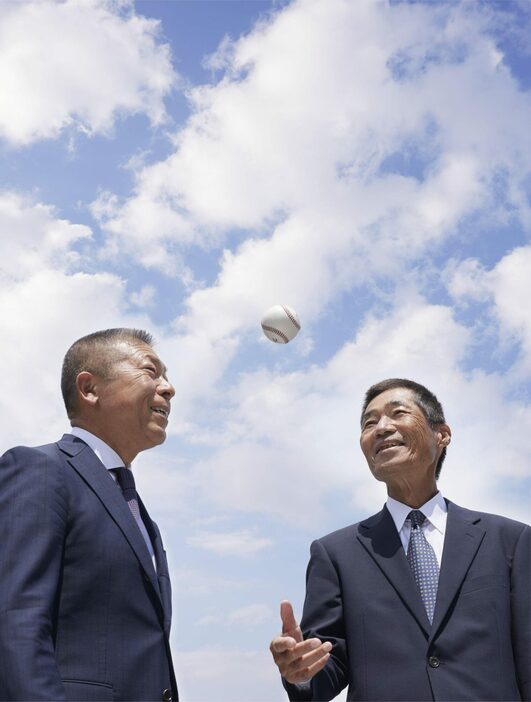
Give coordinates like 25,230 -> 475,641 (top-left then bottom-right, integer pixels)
1,1 -> 530,699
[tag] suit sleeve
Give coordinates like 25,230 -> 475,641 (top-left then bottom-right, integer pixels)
0,447 -> 67,701
511,523 -> 531,701
283,539 -> 348,702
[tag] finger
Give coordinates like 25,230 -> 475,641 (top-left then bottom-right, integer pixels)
270,636 -> 297,654
287,651 -> 331,684
272,638 -> 326,671
287,638 -> 327,658
280,601 -> 299,635
286,641 -> 332,675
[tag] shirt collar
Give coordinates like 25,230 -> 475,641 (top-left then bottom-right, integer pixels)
386,491 -> 447,534
69,426 -> 125,471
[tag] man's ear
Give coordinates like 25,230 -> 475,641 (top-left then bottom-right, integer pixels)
75,371 -> 99,408
437,423 -> 452,447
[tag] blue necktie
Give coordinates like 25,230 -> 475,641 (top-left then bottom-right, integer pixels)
407,510 -> 439,623
114,466 -> 156,567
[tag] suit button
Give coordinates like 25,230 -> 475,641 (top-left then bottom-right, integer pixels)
428,656 -> 440,668
162,689 -> 172,701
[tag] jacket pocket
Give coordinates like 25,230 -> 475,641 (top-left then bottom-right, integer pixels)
62,679 -> 114,701
460,573 -> 508,594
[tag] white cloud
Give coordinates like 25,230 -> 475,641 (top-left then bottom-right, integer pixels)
0,0 -> 176,146
186,529 -> 273,556
0,191 -> 159,451
0,192 -> 91,281
489,247 -> 531,367
130,284 -> 157,308
189,294 -> 530,527
447,247 -> 531,375
98,0 -> 531,269
87,0 -> 531,429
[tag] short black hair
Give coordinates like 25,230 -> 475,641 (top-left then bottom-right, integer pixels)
61,328 -> 154,418
361,378 -> 448,479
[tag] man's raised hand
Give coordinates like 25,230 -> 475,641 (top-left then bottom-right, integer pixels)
269,601 -> 332,684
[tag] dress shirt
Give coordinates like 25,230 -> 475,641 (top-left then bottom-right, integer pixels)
69,426 -> 125,472
386,491 -> 447,566
68,426 -> 157,572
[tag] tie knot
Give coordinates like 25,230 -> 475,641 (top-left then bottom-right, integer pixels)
113,466 -> 136,501
408,510 -> 426,529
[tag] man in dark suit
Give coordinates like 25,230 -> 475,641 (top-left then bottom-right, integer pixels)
0,328 -> 177,701
270,378 -> 530,701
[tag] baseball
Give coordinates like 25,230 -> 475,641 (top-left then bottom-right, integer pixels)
261,304 -> 301,344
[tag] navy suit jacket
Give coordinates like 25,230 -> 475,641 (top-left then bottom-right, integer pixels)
284,501 -> 530,702
0,435 -> 177,701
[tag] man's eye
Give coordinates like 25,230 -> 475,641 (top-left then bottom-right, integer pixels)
363,420 -> 376,429
145,365 -> 157,374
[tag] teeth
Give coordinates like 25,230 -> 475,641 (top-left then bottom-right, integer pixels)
153,408 -> 168,418
378,442 -> 402,453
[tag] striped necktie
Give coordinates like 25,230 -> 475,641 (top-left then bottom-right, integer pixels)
113,466 -> 156,566
406,510 -> 439,623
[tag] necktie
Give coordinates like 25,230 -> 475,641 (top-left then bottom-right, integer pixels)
406,510 -> 439,623
113,466 -> 156,566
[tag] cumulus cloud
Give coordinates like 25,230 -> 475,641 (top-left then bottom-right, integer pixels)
0,192 -> 91,281
189,294 -> 530,527
87,0 -> 531,432
0,191 -> 158,451
0,0 -> 176,146
448,246 -> 531,376
97,0 -> 531,271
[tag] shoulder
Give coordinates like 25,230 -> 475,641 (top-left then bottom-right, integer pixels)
448,499 -> 529,533
313,508 -> 385,551
447,500 -> 529,559
0,438 -> 80,488
1,440 -> 64,466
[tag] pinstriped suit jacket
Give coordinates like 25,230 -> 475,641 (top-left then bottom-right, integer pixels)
0,434 -> 177,701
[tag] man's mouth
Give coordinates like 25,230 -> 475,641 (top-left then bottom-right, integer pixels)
375,440 -> 404,455
152,407 -> 169,419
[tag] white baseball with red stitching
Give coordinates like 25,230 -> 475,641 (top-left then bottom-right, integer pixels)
261,304 -> 301,344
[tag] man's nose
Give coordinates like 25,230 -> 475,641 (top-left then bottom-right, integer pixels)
158,376 -> 175,399
375,415 -> 394,435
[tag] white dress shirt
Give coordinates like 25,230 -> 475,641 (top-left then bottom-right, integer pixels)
386,491 -> 447,566
69,426 -> 125,473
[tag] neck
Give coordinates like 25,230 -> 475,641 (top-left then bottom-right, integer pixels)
71,420 -> 137,465
387,481 -> 438,509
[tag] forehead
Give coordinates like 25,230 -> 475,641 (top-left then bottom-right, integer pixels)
112,341 -> 165,369
364,387 -> 419,415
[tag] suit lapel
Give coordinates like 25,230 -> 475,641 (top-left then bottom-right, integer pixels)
141,507 -> 172,634
357,506 -> 431,636
58,435 -> 163,610
430,500 -> 485,639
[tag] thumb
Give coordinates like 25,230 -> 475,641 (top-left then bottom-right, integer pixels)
280,600 -> 301,638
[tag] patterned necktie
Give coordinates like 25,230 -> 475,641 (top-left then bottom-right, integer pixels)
113,466 -> 156,565
406,510 -> 439,624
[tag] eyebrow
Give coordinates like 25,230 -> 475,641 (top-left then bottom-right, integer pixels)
145,353 -> 169,378
361,400 -> 412,423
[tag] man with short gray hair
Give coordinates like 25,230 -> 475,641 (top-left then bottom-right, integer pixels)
0,328 -> 177,702
270,378 -> 530,701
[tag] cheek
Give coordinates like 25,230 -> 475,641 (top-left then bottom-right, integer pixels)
360,436 -> 371,458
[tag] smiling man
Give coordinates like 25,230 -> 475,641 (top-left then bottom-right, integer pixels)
270,378 -> 530,702
0,328 -> 177,702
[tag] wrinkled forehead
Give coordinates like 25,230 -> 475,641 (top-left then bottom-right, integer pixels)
109,340 -> 165,371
